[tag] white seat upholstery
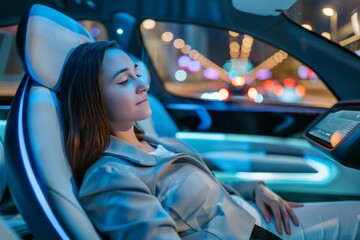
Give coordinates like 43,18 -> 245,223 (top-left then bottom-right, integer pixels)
5,4 -> 100,239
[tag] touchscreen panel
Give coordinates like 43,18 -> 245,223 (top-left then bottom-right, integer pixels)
307,110 -> 360,148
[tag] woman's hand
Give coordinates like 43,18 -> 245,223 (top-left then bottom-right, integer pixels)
254,183 -> 303,235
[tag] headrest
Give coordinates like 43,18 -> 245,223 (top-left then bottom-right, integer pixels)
16,4 -> 94,91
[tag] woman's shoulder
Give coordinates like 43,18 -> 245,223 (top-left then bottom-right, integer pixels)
83,156 -> 130,179
79,157 -> 150,197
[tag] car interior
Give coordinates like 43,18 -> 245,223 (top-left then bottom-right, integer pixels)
0,0 -> 359,239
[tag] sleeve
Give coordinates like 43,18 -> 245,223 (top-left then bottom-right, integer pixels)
78,163 -> 181,240
221,179 -> 265,201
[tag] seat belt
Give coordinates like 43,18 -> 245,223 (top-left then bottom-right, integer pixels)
250,225 -> 282,240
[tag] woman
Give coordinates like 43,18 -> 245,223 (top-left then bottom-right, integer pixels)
58,41 -> 360,240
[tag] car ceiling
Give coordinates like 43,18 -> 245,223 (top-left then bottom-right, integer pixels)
0,0 -> 359,101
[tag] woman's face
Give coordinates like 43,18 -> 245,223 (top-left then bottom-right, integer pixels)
101,48 -> 151,132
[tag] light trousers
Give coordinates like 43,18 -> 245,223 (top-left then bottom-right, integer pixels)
232,196 -> 360,240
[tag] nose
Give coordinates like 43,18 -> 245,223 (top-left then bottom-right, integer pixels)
136,76 -> 149,94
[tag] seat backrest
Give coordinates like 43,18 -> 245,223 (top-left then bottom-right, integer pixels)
5,4 -> 101,239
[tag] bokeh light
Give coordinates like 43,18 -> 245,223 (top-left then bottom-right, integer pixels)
175,70 -> 187,81
273,85 -> 284,96
142,19 -> 156,30
173,38 -> 185,49
283,78 -> 296,88
90,26 -> 100,37
228,31 -> 239,37
263,79 -> 275,91
254,93 -> 264,103
204,68 -> 220,80
323,7 -> 335,16
178,55 -> 191,69
256,68 -> 272,80
188,60 -> 201,72
161,31 -> 174,42
247,87 -> 258,99
295,85 -> 306,97
297,66 -> 308,79
219,88 -> 230,101
301,24 -> 313,31
116,28 -> 124,35
181,44 -> 191,54
231,76 -> 246,87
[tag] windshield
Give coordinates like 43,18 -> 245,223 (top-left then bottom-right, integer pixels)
285,0 -> 360,55
141,22 -> 336,108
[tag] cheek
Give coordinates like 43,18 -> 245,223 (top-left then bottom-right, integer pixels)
102,88 -> 132,122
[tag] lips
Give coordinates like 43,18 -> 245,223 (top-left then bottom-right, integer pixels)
136,98 -> 148,105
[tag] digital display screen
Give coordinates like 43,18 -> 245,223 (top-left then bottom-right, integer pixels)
307,110 -> 360,148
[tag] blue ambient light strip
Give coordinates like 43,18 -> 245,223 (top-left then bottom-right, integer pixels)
18,79 -> 69,240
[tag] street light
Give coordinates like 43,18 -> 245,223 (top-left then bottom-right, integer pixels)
351,12 -> 360,35
322,7 -> 338,41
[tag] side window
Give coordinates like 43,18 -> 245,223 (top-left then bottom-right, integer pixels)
0,26 -> 23,97
0,21 -> 108,99
141,21 -> 337,108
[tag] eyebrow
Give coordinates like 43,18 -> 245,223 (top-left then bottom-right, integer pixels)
111,64 -> 139,80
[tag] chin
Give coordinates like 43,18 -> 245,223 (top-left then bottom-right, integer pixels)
139,108 -> 152,120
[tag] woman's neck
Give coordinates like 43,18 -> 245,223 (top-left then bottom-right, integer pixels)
112,126 -> 155,152
112,126 -> 141,146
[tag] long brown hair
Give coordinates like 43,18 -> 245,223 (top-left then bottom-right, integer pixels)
58,41 -> 118,187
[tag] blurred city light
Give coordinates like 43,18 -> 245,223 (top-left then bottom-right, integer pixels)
116,28 -> 124,35
256,68 -> 272,80
204,68 -> 220,80
173,38 -> 185,49
175,70 -> 187,81
283,78 -> 296,88
228,31 -> 239,37
188,60 -> 201,72
161,31 -> 173,42
301,24 -> 313,30
90,26 -> 100,37
247,87 -> 258,99
219,88 -> 230,101
322,7 -> 335,16
178,55 -> 191,69
231,76 -> 245,86
142,19 -> 156,30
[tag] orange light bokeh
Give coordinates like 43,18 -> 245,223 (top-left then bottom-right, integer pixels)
248,87 -> 258,99
273,85 -> 284,96
295,85 -> 306,97
231,76 -> 245,87
219,88 -> 230,101
283,78 -> 296,88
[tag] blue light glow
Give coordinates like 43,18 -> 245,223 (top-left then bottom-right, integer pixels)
18,79 -> 69,239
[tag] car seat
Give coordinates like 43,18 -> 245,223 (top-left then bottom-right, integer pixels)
5,4 -> 101,239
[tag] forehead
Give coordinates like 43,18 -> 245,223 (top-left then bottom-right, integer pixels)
102,48 -> 133,73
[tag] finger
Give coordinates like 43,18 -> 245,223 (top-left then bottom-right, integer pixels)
286,205 -> 300,226
287,201 -> 304,207
257,202 -> 271,223
279,202 -> 291,235
269,202 -> 283,235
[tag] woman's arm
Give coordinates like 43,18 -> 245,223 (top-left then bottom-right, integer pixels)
221,179 -> 264,200
79,163 -> 181,240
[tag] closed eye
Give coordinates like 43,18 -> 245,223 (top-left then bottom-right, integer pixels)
118,79 -> 129,86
